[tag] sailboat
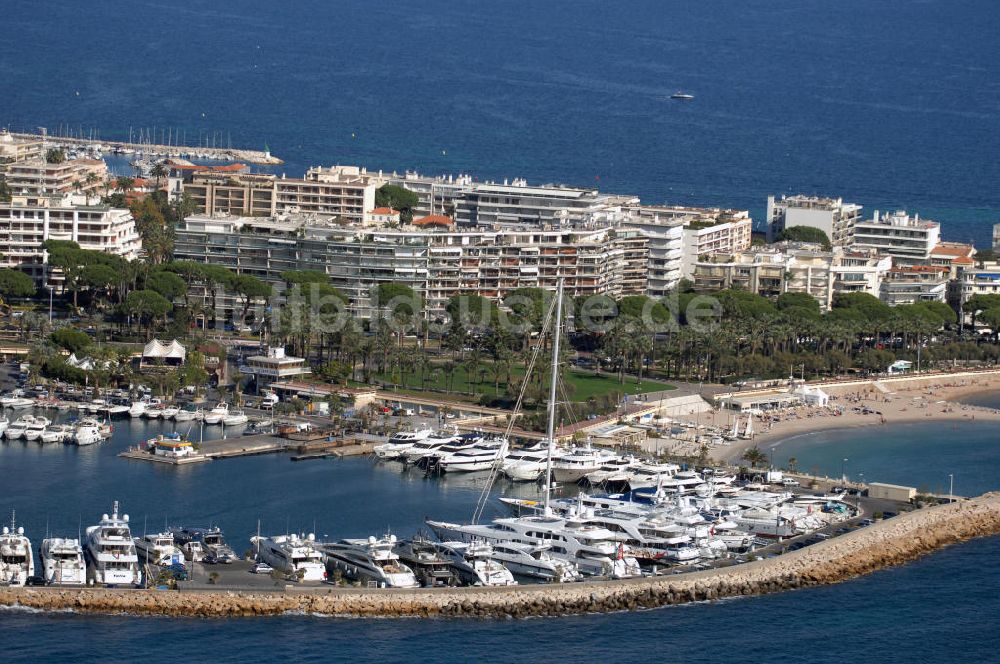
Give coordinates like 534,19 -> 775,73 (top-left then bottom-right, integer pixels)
740,414 -> 754,440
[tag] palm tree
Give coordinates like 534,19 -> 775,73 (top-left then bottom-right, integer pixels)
83,172 -> 100,204
150,163 -> 168,190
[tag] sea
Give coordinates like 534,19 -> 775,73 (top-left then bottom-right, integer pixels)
3,0 -> 1000,660
3,0 -> 1000,244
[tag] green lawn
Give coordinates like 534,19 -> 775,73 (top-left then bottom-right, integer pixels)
375,363 -> 674,403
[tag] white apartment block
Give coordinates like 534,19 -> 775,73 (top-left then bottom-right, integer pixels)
766,194 -> 863,246
0,194 -> 141,281
879,265 -> 950,305
957,263 -> 1000,305
829,249 -> 893,300
0,131 -> 44,168
852,210 -> 940,261
994,223 -> 1000,253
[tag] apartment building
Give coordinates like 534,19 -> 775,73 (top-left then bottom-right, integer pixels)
182,165 -> 379,222
852,210 -> 940,261
680,210 -> 753,278
0,131 -> 44,168
174,213 -> 626,318
0,194 -> 141,281
693,243 -> 889,309
383,171 -> 472,218
928,242 -> 976,279
879,265 -> 950,305
5,159 -> 108,196
956,263 -> 1000,305
453,179 -> 616,228
766,194 -> 863,246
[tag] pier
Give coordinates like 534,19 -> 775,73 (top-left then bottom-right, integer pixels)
10,131 -> 284,165
119,433 -> 289,465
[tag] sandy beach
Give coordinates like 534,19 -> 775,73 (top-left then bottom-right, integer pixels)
719,371 -> 1000,465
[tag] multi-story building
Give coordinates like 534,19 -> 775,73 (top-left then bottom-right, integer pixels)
5,159 -> 107,196
680,210 -> 753,278
182,165 -> 379,222
956,263 -> 1000,305
928,242 -> 976,279
766,194 -> 863,246
453,179 -> 615,228
693,243 -> 889,309
851,210 -> 940,261
0,194 -> 141,281
879,265 -> 950,305
0,131 -> 44,169
994,223 -> 1000,253
383,171 -> 472,219
174,213 -> 627,319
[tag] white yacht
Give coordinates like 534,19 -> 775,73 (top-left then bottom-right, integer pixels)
373,428 -> 433,460
143,402 -> 167,419
551,446 -> 619,484
222,410 -> 249,427
5,414 -> 39,440
84,501 -> 143,586
250,533 -> 326,582
22,416 -> 52,442
435,439 -> 508,473
489,541 -> 581,583
203,402 -> 229,425
321,534 -> 419,588
128,399 -> 149,418
41,424 -> 74,444
134,532 -> 184,566
173,404 -> 203,422
0,515 -> 34,586
0,391 -> 35,409
160,406 -> 180,420
583,455 -> 640,487
169,526 -> 237,563
399,431 -> 463,464
501,443 -> 564,482
626,461 -> 682,490
74,421 -> 102,446
429,541 -> 516,587
40,538 -> 87,585
0,416 -> 9,438
427,515 -> 642,579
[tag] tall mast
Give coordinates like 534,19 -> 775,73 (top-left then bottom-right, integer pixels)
544,279 -> 564,515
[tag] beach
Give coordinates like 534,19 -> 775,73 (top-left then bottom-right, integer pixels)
719,371 -> 1000,465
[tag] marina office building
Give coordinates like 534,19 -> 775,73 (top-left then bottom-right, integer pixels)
0,194 -> 141,282
174,213 -> 629,319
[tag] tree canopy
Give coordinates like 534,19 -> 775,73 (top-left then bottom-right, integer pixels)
776,225 -> 832,250
374,185 -> 419,223
0,269 -> 36,298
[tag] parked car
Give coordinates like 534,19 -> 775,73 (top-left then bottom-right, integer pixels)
251,562 -> 273,575
781,478 -> 800,487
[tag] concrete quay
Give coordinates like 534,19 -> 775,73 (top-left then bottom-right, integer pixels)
2,492 -> 999,619
12,132 -> 283,165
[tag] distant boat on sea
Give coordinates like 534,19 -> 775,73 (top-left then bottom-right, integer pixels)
670,91 -> 695,101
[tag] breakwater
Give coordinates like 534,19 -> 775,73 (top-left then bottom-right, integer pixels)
4,493 -> 1000,619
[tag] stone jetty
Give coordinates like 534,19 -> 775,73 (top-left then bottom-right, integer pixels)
4,493 -> 1000,619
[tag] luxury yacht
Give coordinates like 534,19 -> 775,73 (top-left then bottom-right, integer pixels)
501,443 -> 564,482
399,431 -> 463,464
550,447 -> 619,484
250,533 -> 326,582
489,541 -> 581,583
428,540 -> 516,587
395,536 -> 459,587
321,534 -> 419,588
0,515 -> 34,586
84,501 -> 143,586
670,91 -> 694,100
170,526 -> 237,563
134,532 -> 185,566
39,537 -> 86,585
222,410 -> 249,427
373,428 -> 433,459
434,439 -> 508,473
202,402 -> 229,425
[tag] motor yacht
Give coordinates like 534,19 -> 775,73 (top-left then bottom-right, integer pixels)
0,391 -> 35,409
84,501 -> 143,586
173,404 -> 203,422
160,406 -> 180,420
489,541 -> 581,583
321,534 -> 419,588
0,417 -> 8,438
128,399 -> 149,418
399,431 -> 462,464
434,439 -> 508,473
550,446 -> 619,484
373,428 -> 433,460
40,424 -> 74,444
133,532 -> 185,566
74,421 -> 102,446
0,514 -> 34,586
5,414 -> 40,440
428,540 -> 516,587
222,410 -> 249,427
22,416 -> 52,442
39,537 -> 86,585
143,401 -> 167,419
395,536 -> 459,587
250,533 -> 326,582
169,526 -> 237,563
501,443 -> 565,482
202,402 -> 229,425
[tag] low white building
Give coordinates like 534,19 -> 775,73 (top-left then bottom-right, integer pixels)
793,385 -> 830,407
240,347 -> 311,387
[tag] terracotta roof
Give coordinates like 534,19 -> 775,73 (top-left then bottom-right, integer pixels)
931,242 -> 975,258
413,214 -> 453,227
370,207 -> 399,215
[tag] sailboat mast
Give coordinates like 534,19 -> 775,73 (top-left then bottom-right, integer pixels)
544,279 -> 564,515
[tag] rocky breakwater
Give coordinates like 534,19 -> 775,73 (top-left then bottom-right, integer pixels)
4,493 -> 1000,619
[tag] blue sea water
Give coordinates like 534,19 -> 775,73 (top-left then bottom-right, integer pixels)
3,0 -> 1000,243
765,420 -> 1000,496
